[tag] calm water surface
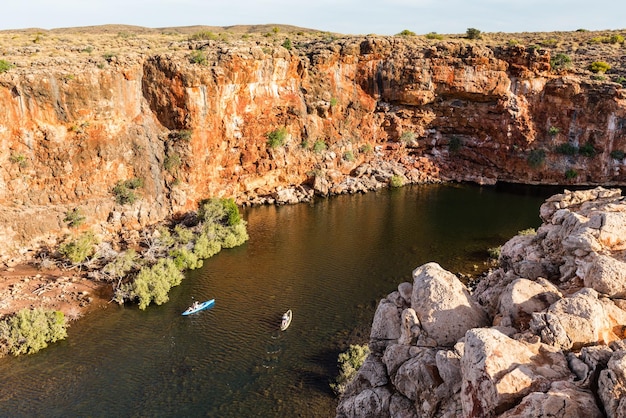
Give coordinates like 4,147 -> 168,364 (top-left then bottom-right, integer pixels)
0,183 -> 558,417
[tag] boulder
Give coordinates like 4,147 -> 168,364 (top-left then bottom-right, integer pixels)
370,298 -> 402,343
411,263 -> 489,346
530,288 -> 626,350
498,381 -> 603,418
461,328 -> 572,418
398,308 -> 421,345
497,278 -> 561,330
598,349 -> 626,418
583,254 -> 626,298
336,386 -> 393,418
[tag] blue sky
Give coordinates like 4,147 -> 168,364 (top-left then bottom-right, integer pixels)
2,0 -> 624,35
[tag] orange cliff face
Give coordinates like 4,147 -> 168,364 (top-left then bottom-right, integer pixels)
1,35 -> 625,252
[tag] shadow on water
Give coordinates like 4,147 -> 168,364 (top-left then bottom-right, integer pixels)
0,183 -> 556,417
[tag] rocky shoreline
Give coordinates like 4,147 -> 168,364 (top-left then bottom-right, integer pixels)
337,187 -> 626,417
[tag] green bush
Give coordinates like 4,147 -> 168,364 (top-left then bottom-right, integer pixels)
198,197 -> 241,226
550,53 -> 571,70
565,168 -> 578,179
466,28 -> 481,40
0,59 -> 14,73
555,143 -> 578,155
330,344 -> 370,395
266,128 -> 288,148
610,150 -> 625,160
170,247 -> 203,270
63,207 -> 86,228
449,136 -> 462,152
164,153 -> 182,172
313,139 -> 327,153
360,144 -> 373,154
397,29 -> 416,37
518,228 -> 536,236
589,61 -> 611,74
170,130 -> 192,141
189,50 -> 207,65
121,258 -> 184,310
579,142 -> 596,157
174,224 -> 195,245
102,249 -> 137,282
189,31 -> 218,41
548,126 -> 561,136
425,32 -> 444,40
527,149 -> 546,168
488,246 -> 502,259
9,153 -> 27,168
343,151 -> 355,162
389,175 -> 404,188
282,38 -> 292,50
193,233 -> 222,259
58,231 -> 97,264
112,178 -> 144,205
0,308 -> 67,355
400,131 -> 415,143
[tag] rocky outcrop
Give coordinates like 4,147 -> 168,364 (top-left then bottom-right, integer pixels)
337,187 -> 626,417
1,32 -> 625,259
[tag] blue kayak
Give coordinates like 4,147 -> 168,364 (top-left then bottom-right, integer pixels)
182,299 -> 215,316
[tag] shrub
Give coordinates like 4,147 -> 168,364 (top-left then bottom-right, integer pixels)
58,231 -> 97,264
0,59 -> 14,73
487,246 -> 502,259
330,344 -> 370,395
518,228 -> 536,236
449,136 -> 462,153
555,143 -> 578,155
616,76 -> 626,87
579,142 -> 596,157
189,50 -> 207,65
63,207 -> 86,228
266,128 -> 288,148
611,150 -> 625,160
360,144 -> 373,154
164,153 -> 182,172
550,53 -> 571,70
400,131 -> 415,144
548,126 -> 561,136
174,224 -> 195,245
112,178 -> 144,205
102,249 -> 137,282
527,149 -> 546,168
193,233 -> 222,259
466,28 -> 481,40
198,197 -> 241,226
9,153 -> 28,168
189,31 -> 218,41
170,247 -> 203,270
343,151 -> 355,162
0,308 -> 67,355
389,175 -> 404,188
565,168 -> 578,179
120,258 -> 184,310
589,61 -> 611,74
610,34 -> 624,44
313,139 -> 327,153
282,38 -> 292,50
397,29 -> 416,37
425,32 -> 444,40
170,130 -> 192,141
540,38 -> 558,47
329,97 -> 338,107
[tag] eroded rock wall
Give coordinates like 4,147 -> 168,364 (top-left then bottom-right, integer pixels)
1,37 -> 626,253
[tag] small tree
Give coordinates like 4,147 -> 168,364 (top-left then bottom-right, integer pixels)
58,231 -> 98,264
466,28 -> 481,40
0,308 -> 67,355
550,53 -> 572,70
266,128 -> 288,149
330,344 -> 370,395
0,59 -> 14,73
397,29 -> 416,37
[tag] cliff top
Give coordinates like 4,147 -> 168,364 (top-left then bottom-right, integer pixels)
1,25 -> 625,81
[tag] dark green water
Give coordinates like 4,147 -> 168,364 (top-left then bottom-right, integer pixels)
0,183 -> 557,417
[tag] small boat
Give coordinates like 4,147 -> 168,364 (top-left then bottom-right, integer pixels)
280,309 -> 292,331
182,299 -> 215,316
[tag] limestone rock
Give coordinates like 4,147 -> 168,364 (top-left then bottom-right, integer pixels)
598,349 -> 626,418
498,381 -> 603,418
370,298 -> 402,344
497,278 -> 561,330
398,308 -> 421,345
411,262 -> 488,346
461,328 -> 572,418
583,254 -> 626,298
336,386 -> 393,418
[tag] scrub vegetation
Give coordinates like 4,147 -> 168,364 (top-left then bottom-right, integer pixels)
331,344 -> 370,395
113,198 -> 248,309
0,308 -> 67,355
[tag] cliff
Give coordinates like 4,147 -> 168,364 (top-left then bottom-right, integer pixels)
1,27 -> 625,256
338,187 -> 626,417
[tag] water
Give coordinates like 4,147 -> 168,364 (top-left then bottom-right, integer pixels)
0,183 -> 557,417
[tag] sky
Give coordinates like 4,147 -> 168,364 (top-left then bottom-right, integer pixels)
1,0 -> 624,35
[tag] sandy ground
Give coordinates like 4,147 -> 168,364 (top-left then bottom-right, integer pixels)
0,264 -> 111,321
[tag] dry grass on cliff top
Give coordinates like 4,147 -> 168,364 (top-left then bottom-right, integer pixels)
0,24 -> 624,79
